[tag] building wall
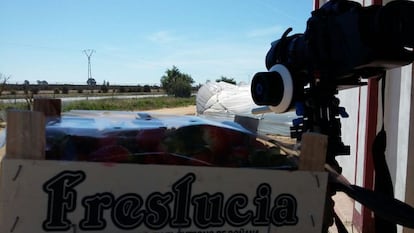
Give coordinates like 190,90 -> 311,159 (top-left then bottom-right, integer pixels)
405,65 -> 414,233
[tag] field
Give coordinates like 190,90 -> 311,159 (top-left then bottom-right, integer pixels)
61,96 -> 196,112
0,95 -> 196,124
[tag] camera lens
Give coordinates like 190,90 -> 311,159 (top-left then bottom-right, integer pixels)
251,64 -> 294,113
251,72 -> 284,105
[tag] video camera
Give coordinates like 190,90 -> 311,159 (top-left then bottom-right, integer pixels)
250,2 -> 414,229
251,0 -> 414,166
251,0 -> 414,114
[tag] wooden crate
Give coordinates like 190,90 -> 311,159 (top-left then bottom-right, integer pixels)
0,100 -> 329,233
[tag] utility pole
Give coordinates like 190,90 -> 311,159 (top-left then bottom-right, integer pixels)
83,49 -> 95,83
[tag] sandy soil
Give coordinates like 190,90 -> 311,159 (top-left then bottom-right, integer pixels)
147,105 -> 196,115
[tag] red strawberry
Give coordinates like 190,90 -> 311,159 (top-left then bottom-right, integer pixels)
136,128 -> 166,152
202,125 -> 253,165
202,125 -> 231,155
88,145 -> 131,163
230,146 -> 250,162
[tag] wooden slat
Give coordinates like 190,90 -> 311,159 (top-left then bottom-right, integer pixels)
6,110 -> 45,159
33,98 -> 61,118
299,132 -> 328,171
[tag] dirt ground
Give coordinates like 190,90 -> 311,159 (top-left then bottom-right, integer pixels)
147,105 -> 196,115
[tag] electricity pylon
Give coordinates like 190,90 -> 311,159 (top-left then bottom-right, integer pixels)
83,49 -> 95,84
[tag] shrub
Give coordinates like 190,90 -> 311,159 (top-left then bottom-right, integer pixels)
61,86 -> 69,94
143,85 -> 151,92
100,85 -> 109,93
30,88 -> 39,95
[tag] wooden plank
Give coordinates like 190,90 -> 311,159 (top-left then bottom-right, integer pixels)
0,159 -> 328,233
33,98 -> 61,118
299,132 -> 328,171
6,110 -> 45,159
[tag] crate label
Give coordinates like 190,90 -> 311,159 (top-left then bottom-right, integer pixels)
0,159 -> 327,233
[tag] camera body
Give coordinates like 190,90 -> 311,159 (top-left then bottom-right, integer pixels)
251,0 -> 414,113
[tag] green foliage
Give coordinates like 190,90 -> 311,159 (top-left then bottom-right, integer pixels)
172,78 -> 192,97
30,88 -> 39,95
216,76 -> 236,85
0,102 -> 28,111
161,66 -> 194,97
129,86 -> 141,92
100,84 -> 109,93
61,86 -> 69,94
87,78 -> 96,86
143,85 -> 151,92
118,87 -> 126,93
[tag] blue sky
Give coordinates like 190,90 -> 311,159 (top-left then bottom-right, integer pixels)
0,1 -> 313,86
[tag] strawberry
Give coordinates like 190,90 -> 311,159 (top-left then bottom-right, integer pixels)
136,128 -> 166,152
229,146 -> 250,166
87,145 -> 131,163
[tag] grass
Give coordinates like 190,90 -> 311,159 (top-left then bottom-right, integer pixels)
62,96 -> 196,112
0,102 -> 29,111
0,96 -> 196,112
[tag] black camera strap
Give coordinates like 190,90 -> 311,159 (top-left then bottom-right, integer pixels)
327,162 -> 414,229
327,74 -> 414,231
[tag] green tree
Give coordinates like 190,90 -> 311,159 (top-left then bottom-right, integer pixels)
61,86 -> 69,94
161,66 -> 194,97
23,80 -> 30,94
216,76 -> 236,85
87,77 -> 96,86
101,80 -> 109,93
143,85 -> 151,92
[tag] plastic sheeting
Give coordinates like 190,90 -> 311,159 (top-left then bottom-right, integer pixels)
0,129 -> 5,148
42,110 -> 297,169
196,81 -> 297,136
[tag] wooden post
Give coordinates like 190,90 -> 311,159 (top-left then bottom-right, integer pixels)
299,132 -> 331,231
6,110 -> 45,160
299,132 -> 328,171
33,98 -> 61,118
